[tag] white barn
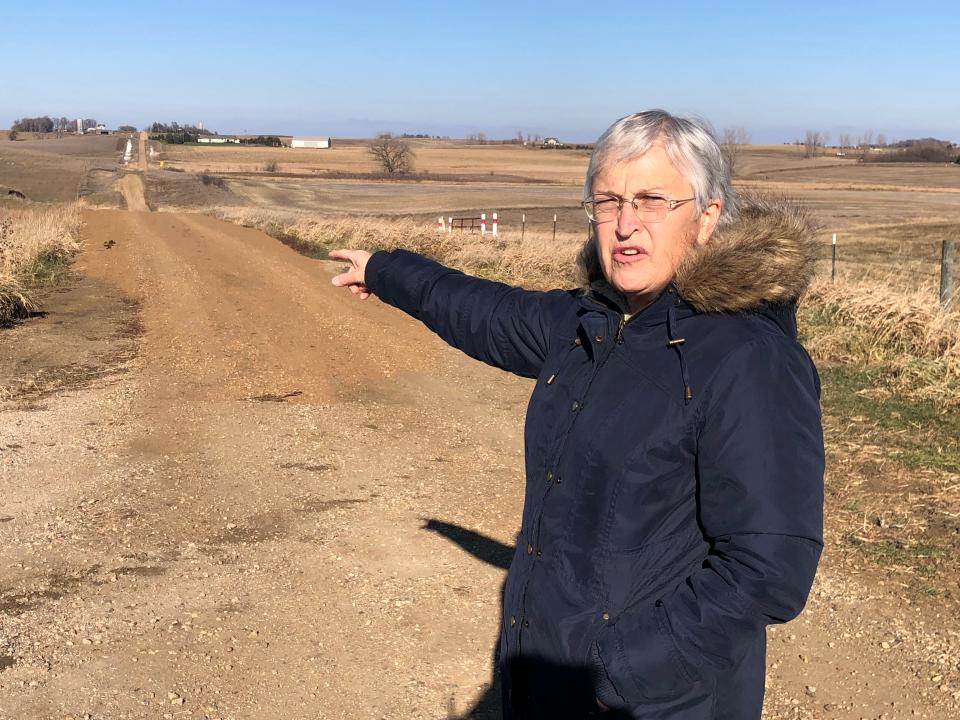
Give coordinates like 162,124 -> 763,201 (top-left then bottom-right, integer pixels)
291,136 -> 331,149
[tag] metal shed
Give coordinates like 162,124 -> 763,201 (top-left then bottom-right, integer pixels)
291,136 -> 331,149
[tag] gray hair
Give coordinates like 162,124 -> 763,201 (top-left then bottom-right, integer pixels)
584,110 -> 738,228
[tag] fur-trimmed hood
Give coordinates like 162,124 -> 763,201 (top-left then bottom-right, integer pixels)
578,195 -> 820,314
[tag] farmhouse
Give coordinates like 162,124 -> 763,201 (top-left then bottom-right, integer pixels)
291,136 -> 332,149
197,136 -> 241,144
543,137 -> 563,147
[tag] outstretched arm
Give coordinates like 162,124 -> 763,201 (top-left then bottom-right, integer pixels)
330,248 -> 573,379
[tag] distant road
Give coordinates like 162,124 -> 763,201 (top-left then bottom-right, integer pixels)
138,131 -> 147,172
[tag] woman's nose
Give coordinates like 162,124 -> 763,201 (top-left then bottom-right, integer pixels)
615,201 -> 644,239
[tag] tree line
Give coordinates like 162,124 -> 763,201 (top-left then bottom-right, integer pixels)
148,121 -> 219,145
799,130 -> 957,162
148,122 -> 211,135
863,137 -> 958,163
10,116 -> 99,133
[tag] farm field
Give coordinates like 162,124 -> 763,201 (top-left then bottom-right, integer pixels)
0,134 -> 132,205
160,139 -> 591,183
1,134 -> 959,719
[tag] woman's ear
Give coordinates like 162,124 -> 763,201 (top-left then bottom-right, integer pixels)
696,199 -> 722,246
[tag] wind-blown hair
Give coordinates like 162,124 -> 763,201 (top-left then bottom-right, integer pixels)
584,110 -> 739,228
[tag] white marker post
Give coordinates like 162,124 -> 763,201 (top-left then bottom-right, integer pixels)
832,233 -> 837,282
522,213 -> 526,242
438,216 -> 445,233
448,217 -> 453,234
481,213 -> 487,236
492,212 -> 498,237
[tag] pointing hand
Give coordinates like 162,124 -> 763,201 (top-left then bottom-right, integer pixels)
330,249 -> 373,300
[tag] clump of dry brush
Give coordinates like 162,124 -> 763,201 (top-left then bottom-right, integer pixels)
800,279 -> 960,409
0,203 -> 82,323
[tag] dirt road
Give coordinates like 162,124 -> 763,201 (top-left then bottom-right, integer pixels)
1,208 -> 958,719
138,132 -> 148,173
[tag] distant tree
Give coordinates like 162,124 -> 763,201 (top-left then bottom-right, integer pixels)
857,129 -> 874,159
804,130 -> 825,158
82,118 -> 98,130
516,130 -> 524,144
720,126 -> 750,176
7,129 -> 17,141
876,133 -> 887,147
368,133 -> 415,174
118,125 -> 137,132
838,133 -> 852,149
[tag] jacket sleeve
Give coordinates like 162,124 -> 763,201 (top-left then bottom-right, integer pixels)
597,335 -> 824,703
364,249 -> 571,379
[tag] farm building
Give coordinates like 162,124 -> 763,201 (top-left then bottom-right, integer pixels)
291,136 -> 332,149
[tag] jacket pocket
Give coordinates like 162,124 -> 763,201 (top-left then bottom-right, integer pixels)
589,641 -> 627,710
592,601 -> 701,704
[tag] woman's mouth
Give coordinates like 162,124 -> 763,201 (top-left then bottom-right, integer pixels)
613,246 -> 647,263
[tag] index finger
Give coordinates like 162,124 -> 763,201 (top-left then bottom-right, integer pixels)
328,248 -> 357,262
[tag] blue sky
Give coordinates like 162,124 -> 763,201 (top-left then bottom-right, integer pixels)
2,1 -> 958,143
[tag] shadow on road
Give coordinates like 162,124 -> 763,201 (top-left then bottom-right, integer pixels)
422,518 -> 508,718
421,518 -> 514,571
421,519 -> 633,719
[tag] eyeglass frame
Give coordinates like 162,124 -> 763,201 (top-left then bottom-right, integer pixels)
581,192 -> 697,223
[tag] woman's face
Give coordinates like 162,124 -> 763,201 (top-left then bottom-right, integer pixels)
591,144 -> 720,313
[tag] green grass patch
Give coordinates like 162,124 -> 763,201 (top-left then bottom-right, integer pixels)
819,365 -> 960,473
843,533 -> 942,576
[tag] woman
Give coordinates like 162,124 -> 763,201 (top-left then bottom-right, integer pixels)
331,110 -> 824,720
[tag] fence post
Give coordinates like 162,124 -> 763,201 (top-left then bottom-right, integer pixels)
521,213 -> 525,242
553,214 -> 557,242
940,239 -> 955,309
831,233 -> 837,282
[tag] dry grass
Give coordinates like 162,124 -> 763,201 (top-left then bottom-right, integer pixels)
0,203 -> 82,323
209,206 -> 587,288
800,279 -> 960,408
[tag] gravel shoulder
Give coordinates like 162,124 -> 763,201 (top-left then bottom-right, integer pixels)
1,210 -> 957,719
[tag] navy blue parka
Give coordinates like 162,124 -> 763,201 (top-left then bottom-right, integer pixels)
363,199 -> 825,719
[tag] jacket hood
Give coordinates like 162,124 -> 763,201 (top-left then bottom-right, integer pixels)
577,194 -> 820,315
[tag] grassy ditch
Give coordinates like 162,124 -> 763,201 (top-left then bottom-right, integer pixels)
0,202 -> 82,324
799,286 -> 959,587
209,206 -> 588,288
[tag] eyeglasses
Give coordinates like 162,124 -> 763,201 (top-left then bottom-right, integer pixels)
581,193 -> 696,223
